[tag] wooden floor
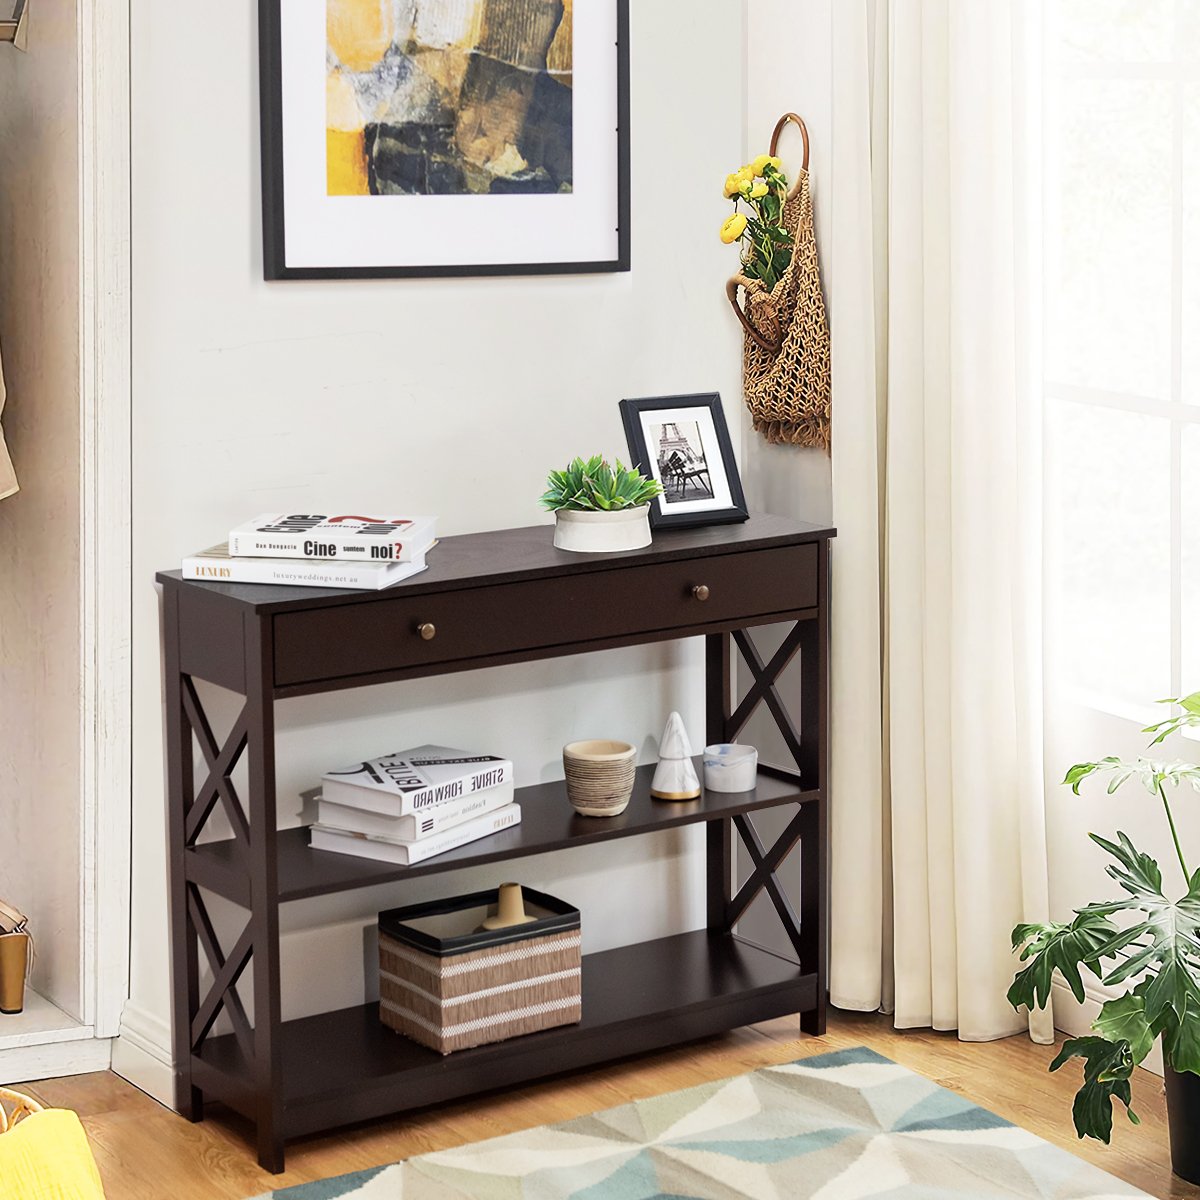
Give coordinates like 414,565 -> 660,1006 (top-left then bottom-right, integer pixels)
21,1009 -> 1197,1200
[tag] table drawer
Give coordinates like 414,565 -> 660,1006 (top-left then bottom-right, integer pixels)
272,543 -> 817,688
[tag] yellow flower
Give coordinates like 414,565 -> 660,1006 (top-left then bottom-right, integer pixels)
767,155 -> 782,170
749,181 -> 768,198
737,165 -> 755,182
723,173 -> 742,198
738,178 -> 754,196
720,212 -> 748,244
751,153 -> 772,175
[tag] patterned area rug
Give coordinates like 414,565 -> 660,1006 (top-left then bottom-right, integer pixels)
249,1047 -> 1150,1199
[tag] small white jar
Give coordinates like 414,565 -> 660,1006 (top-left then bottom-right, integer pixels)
702,743 -> 758,793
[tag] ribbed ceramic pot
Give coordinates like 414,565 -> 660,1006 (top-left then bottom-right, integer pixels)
553,506 -> 652,554
563,740 -> 638,817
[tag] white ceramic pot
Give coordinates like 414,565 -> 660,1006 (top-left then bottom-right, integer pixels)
553,506 -> 652,554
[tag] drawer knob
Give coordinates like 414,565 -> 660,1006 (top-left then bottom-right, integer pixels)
692,584 -> 710,602
417,622 -> 437,641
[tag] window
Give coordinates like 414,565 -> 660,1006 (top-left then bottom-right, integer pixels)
1044,0 -> 1200,723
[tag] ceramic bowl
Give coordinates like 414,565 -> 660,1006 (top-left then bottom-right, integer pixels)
702,743 -> 758,793
562,739 -> 638,817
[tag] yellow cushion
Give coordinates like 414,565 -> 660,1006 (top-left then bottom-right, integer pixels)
0,1109 -> 106,1198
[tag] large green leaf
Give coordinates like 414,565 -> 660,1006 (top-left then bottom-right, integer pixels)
1064,757 -> 1200,798
1164,999 -> 1200,1075
1083,833 -> 1200,1027
1050,1037 -> 1139,1143
1007,910 -> 1116,1009
1092,994 -> 1155,1065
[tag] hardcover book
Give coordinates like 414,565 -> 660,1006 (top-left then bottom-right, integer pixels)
309,804 -> 522,866
321,746 -> 513,817
228,513 -> 436,562
181,545 -> 427,591
317,779 -> 515,841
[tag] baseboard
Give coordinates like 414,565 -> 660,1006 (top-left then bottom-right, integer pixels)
111,1000 -> 175,1107
1051,979 -> 1164,1076
0,1037 -> 111,1085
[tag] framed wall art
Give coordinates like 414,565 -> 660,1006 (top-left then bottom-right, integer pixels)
259,0 -> 630,280
619,393 -> 749,530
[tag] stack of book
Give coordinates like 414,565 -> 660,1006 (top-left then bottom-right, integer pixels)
310,746 -> 520,866
182,513 -> 437,590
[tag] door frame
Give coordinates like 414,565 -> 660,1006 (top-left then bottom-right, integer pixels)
79,0 -> 132,1038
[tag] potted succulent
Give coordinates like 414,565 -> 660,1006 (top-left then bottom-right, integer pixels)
541,455 -> 662,554
1007,691 -> 1200,1183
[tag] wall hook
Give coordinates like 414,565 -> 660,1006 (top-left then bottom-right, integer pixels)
1,0 -> 28,51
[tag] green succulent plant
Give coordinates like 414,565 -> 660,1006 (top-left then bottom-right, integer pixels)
540,455 -> 663,513
1008,690 -> 1200,1145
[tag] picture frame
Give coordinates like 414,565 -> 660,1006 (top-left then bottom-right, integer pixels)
619,393 -> 749,530
258,0 -> 631,281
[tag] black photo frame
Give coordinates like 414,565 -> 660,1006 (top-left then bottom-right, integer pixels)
620,393 -> 749,530
258,0 -> 631,281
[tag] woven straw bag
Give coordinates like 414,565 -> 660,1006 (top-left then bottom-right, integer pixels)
726,113 -> 831,450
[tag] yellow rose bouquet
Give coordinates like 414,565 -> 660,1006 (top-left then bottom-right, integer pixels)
719,154 -> 793,290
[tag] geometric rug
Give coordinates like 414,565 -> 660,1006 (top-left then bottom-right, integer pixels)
248,1047 -> 1151,1199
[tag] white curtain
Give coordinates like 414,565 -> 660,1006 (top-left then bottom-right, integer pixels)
826,0 -> 1053,1043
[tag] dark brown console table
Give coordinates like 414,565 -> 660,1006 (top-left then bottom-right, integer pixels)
158,511 -> 835,1171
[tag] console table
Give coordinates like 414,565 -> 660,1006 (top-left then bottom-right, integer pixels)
158,511 -> 834,1171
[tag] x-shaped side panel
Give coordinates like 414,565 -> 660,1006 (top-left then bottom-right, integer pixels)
182,677 -> 250,851
188,884 -> 255,1060
731,812 -> 806,960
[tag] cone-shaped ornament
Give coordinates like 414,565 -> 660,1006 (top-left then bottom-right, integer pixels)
650,711 -> 702,800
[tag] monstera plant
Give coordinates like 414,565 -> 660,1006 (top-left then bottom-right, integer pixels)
1008,691 -> 1200,1183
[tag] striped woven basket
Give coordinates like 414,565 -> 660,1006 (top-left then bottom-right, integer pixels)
379,888 -> 581,1055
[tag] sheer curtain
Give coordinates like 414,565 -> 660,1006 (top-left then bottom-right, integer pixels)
825,0 -> 1053,1042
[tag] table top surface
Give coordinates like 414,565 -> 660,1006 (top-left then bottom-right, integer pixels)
157,511 -> 836,615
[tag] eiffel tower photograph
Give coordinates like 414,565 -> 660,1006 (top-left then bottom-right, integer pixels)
653,420 -> 715,502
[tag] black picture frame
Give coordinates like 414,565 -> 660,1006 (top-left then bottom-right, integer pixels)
619,393 -> 749,530
258,0 -> 631,281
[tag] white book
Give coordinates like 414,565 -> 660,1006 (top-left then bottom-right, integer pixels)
321,746 -> 512,817
182,545 -> 428,591
317,779 -> 515,841
228,513 -> 436,563
309,804 -> 522,866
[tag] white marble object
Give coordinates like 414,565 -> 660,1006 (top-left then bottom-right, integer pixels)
650,711 -> 701,800
702,743 -> 759,793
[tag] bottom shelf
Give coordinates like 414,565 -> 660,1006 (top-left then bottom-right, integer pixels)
194,930 -> 817,1140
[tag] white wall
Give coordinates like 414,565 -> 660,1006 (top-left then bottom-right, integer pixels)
117,0 -> 747,1099
0,0 -> 84,1018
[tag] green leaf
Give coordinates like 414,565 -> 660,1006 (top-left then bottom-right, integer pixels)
541,455 -> 661,513
1007,910 -> 1116,1010
1143,691 -> 1200,743
1083,832 -> 1200,1028
1050,1036 -> 1139,1143
1092,994 -> 1155,1065
1164,998 -> 1200,1074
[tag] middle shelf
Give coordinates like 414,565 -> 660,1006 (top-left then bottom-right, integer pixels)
185,762 -> 818,904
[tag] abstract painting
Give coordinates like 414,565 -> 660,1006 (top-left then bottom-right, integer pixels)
326,0 -> 574,197
260,0 -> 628,278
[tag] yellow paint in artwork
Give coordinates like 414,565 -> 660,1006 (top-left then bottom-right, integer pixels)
327,128 -> 369,195
327,0 -> 393,72
326,70 -> 364,132
547,0 -> 572,77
